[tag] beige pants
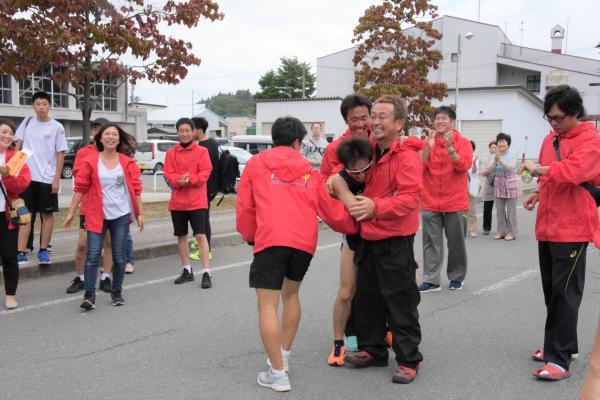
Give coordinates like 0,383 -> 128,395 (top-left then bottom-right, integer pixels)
466,195 -> 478,233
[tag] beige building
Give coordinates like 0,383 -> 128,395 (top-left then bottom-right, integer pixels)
225,115 -> 256,137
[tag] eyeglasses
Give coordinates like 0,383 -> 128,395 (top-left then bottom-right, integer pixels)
543,114 -> 567,123
346,161 -> 372,176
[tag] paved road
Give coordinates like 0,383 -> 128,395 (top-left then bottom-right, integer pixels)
1,207 -> 599,399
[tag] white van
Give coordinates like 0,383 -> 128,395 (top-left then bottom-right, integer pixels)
231,135 -> 273,155
135,139 -> 178,173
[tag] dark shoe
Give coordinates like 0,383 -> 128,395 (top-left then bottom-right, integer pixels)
99,277 -> 112,293
392,363 -> 420,384
111,291 -> 125,306
66,277 -> 85,294
418,282 -> 441,293
483,230 -> 490,235
80,293 -> 96,310
345,351 -> 388,368
201,272 -> 212,289
174,268 -> 194,284
448,280 -> 463,290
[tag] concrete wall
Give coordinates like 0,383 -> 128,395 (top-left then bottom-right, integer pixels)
316,47 -> 356,98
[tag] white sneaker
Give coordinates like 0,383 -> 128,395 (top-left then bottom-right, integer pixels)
267,352 -> 289,372
257,369 -> 290,392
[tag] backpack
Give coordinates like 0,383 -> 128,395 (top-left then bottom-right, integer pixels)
216,148 -> 240,205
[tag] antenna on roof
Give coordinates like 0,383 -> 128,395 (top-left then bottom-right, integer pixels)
565,14 -> 570,54
519,21 -> 525,55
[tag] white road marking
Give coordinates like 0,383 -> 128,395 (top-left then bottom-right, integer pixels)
472,268 -> 538,296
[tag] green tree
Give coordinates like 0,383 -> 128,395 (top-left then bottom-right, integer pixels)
352,0 -> 446,127
255,57 -> 315,100
0,0 -> 223,144
203,90 -> 256,116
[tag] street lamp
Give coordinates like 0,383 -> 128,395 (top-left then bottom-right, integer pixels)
455,32 -> 475,120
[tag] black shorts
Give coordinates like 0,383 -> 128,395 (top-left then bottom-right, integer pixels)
249,246 -> 313,290
341,233 -> 361,252
170,209 -> 207,237
79,215 -> 86,230
21,181 -> 59,214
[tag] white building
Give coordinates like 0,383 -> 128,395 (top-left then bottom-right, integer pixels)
0,68 -> 147,140
258,16 -> 600,159
147,103 -> 229,139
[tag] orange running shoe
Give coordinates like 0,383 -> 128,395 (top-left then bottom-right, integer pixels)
328,345 -> 346,367
385,331 -> 393,348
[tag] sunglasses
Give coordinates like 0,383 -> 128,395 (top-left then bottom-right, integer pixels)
346,161 -> 372,176
543,114 -> 567,123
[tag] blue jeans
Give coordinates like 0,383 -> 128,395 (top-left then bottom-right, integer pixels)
125,231 -> 135,265
84,214 -> 130,294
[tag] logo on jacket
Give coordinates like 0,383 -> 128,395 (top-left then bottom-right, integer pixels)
570,250 -> 577,258
270,173 -> 311,188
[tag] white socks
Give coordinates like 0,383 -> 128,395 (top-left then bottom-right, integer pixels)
183,265 -> 192,273
100,272 -> 110,280
201,268 -> 210,275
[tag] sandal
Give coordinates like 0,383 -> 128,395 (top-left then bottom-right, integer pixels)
504,235 -> 515,241
533,363 -> 571,381
531,349 -> 544,362
493,235 -> 504,240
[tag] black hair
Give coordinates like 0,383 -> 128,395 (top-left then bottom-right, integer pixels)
470,140 -> 476,151
375,95 -> 408,120
271,116 -> 307,147
176,117 -> 195,131
336,137 -> 373,168
496,132 -> 511,147
191,117 -> 209,133
94,123 -> 138,156
488,140 -> 497,148
543,85 -> 586,118
32,91 -> 51,104
311,122 -> 322,129
0,118 -> 16,135
340,94 -> 372,122
434,106 -> 456,120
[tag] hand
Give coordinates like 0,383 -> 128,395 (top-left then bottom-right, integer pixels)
348,195 -> 376,221
178,173 -> 189,186
495,151 -> 501,162
63,212 -> 74,230
426,135 -> 435,149
137,215 -> 145,232
524,193 -> 539,211
51,178 -> 60,194
0,165 -> 8,177
444,131 -> 454,148
326,175 -> 338,199
520,160 -> 536,174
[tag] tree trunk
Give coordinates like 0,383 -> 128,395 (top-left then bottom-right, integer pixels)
81,79 -> 92,145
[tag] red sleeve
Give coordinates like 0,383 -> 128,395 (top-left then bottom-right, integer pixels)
320,144 -> 343,177
235,160 -> 257,242
451,136 -> 473,173
373,150 -> 423,220
316,182 -> 359,234
3,163 -> 31,195
187,148 -> 213,187
74,160 -> 93,194
163,149 -> 183,189
547,135 -> 600,185
127,160 -> 142,196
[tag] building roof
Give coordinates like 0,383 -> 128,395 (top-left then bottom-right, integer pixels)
457,85 -> 544,107
256,96 -> 343,103
147,103 -> 228,126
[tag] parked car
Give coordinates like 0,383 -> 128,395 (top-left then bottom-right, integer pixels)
219,145 -> 253,176
231,135 -> 273,155
135,139 -> 178,173
62,137 -> 93,179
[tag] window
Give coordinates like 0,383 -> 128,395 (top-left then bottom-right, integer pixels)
157,142 -> 176,152
526,75 -> 541,92
76,75 -> 118,111
137,142 -> 152,153
19,66 -> 69,108
450,53 -> 458,63
0,74 -> 11,104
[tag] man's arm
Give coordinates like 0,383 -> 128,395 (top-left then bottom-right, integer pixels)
52,151 -> 64,193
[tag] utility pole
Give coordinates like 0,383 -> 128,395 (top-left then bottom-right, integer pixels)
302,64 -> 306,98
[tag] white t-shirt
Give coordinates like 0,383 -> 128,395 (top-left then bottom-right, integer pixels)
301,137 -> 329,170
98,159 -> 131,220
0,152 -> 5,212
15,117 -> 68,183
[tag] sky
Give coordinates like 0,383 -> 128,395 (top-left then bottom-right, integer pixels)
133,0 -> 599,106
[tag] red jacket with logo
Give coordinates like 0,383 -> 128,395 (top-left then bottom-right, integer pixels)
536,122 -> 600,243
237,146 -> 355,255
320,129 -> 352,177
73,152 -> 142,234
422,129 -> 473,212
73,144 -> 98,217
1,150 -> 31,230
358,137 -> 424,241
164,142 -> 212,211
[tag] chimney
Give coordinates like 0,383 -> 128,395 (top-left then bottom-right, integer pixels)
550,24 -> 565,54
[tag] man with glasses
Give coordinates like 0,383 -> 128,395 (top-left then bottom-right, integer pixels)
419,106 -> 473,293
521,85 -> 600,381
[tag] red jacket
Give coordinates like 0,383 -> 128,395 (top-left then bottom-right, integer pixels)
164,142 -> 212,211
422,129 -> 473,212
73,144 -> 98,217
237,146 -> 325,255
536,122 -> 600,243
74,152 -> 142,234
320,129 -> 352,177
359,137 -> 424,240
1,150 -> 31,230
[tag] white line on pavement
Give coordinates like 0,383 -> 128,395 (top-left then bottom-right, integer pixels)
472,268 -> 538,296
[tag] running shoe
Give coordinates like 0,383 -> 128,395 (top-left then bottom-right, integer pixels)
80,293 -> 96,310
99,277 -> 112,293
257,369 -> 290,392
345,351 -> 388,368
190,250 -> 213,260
201,272 -> 212,289
111,291 -> 125,306
174,268 -> 194,284
418,282 -> 441,292
392,363 -> 420,384
125,263 -> 135,274
328,344 -> 346,366
17,253 -> 28,265
38,250 -> 51,265
66,277 -> 85,294
345,335 -> 358,352
47,244 -> 53,254
267,352 -> 290,372
448,281 -> 463,290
